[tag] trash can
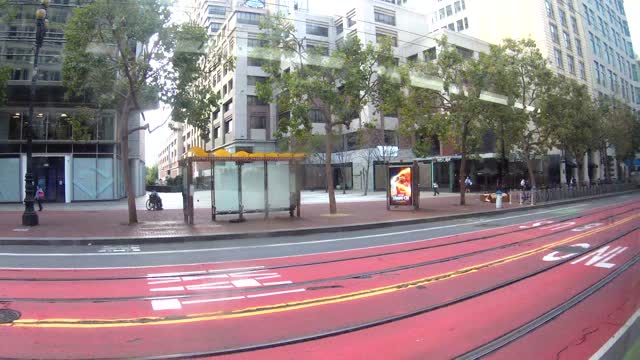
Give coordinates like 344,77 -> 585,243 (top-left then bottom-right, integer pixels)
496,190 -> 503,209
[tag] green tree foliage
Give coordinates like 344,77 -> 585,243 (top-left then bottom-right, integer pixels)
145,164 -> 158,186
400,38 -> 489,205
166,21 -> 233,142
62,0 -> 216,224
0,66 -> 10,107
544,79 -> 599,184
487,39 -> 557,188
255,14 -> 394,214
67,107 -> 97,141
596,97 -> 638,178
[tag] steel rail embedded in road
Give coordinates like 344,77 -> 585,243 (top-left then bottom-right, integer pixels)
0,206 -> 637,304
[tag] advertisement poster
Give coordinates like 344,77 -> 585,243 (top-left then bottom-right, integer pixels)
389,166 -> 412,206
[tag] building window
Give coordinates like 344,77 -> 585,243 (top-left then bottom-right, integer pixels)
376,32 -> 398,47
309,109 -> 325,123
424,47 -> 437,61
225,119 -> 232,134
583,4 -> 592,25
550,23 -> 559,44
237,12 -> 263,25
456,19 -> 464,31
208,5 -> 225,16
249,114 -> 266,129
247,95 -> 267,105
594,61 -> 601,84
575,38 -> 583,57
247,57 -> 265,67
545,0 -> 554,18
461,0 -> 466,10
563,31 -> 571,50
567,55 -> 575,74
306,23 -> 329,37
554,48 -> 563,68
223,99 -> 233,113
559,9 -> 567,27
448,23 -> 455,31
247,38 -> 267,48
336,21 -> 343,35
307,43 -> 329,55
210,22 -> 222,33
214,126 -> 220,139
571,16 -> 579,33
454,1 -> 461,13
608,70 -> 614,90
464,17 -> 469,29
446,5 -> 452,16
374,11 -> 396,26
228,79 -> 233,91
439,8 -> 445,19
579,61 -> 586,80
247,76 -> 267,86
595,36 -> 602,57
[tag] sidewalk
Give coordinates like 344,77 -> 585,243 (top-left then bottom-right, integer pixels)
0,191 -> 514,243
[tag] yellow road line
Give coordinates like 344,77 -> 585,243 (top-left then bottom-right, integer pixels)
5,214 -> 639,329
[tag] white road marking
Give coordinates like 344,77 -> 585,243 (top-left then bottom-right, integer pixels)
589,307 -> 640,360
147,278 -> 182,285
246,289 -> 306,298
231,279 -> 261,287
146,270 -> 204,277
12,228 -> 29,232
151,298 -> 183,310
229,272 -> 278,278
185,284 -> 233,290
263,281 -> 293,285
255,275 -> 282,280
149,286 -> 185,292
0,204 -> 588,258
181,296 -> 245,305
181,274 -> 229,281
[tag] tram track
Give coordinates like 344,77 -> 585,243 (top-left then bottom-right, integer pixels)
0,207 -> 637,306
97,226 -> 640,358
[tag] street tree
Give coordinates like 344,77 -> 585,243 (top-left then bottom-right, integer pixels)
487,39 -> 557,188
256,14 -> 394,214
400,39 -> 489,205
63,1 -> 221,224
596,97 -> 638,179
544,79 -> 599,185
145,164 -> 158,186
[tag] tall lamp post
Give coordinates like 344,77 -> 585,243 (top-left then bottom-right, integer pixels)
22,0 -> 49,226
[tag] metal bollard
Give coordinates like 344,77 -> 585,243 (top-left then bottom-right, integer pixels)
496,190 -> 503,209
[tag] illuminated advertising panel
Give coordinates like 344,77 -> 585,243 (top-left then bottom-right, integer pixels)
389,166 -> 412,206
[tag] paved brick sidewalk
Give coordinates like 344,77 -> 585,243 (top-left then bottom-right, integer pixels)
0,193 -> 517,241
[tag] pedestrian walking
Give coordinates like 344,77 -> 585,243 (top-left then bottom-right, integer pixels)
520,178 -> 526,191
35,185 -> 44,211
433,181 -> 440,196
464,176 -> 473,193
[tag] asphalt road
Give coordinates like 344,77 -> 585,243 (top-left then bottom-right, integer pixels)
0,193 -> 638,359
0,193 -> 637,269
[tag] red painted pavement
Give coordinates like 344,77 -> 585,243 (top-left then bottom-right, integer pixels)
0,211 -> 637,358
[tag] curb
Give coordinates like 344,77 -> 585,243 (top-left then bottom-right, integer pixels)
1,190 -> 637,246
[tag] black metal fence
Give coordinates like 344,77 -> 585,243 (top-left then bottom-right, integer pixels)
513,183 -> 637,205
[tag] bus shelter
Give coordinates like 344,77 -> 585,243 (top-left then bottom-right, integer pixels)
179,147 -> 305,224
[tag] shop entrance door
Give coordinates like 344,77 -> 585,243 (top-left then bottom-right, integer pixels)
34,157 -> 65,202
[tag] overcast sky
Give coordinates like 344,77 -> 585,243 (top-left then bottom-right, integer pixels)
144,0 -> 640,166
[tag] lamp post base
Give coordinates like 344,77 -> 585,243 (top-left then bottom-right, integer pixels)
22,207 -> 39,226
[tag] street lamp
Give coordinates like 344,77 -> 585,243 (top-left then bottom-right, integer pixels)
22,0 -> 49,226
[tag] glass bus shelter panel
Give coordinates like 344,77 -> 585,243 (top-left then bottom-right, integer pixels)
214,161 -> 239,212
268,161 -> 291,209
241,162 -> 265,211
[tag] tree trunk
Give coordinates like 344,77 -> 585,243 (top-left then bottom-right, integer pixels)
120,99 -> 137,224
325,122 -> 337,214
525,155 -> 537,189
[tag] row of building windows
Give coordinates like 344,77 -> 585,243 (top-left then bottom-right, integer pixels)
438,0 -> 466,20
549,22 -> 583,57
443,17 -> 469,32
588,31 -> 635,79
592,59 -> 638,105
583,3 -> 633,57
306,23 -> 329,37
374,10 -> 396,26
1,112 -> 114,141
552,48 -> 587,80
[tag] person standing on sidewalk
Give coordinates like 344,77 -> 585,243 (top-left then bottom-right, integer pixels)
35,186 -> 44,211
464,176 -> 473,193
433,181 -> 440,196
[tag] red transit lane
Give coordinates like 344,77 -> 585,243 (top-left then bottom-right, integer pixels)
1,201 -> 637,303
1,205 -> 637,358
